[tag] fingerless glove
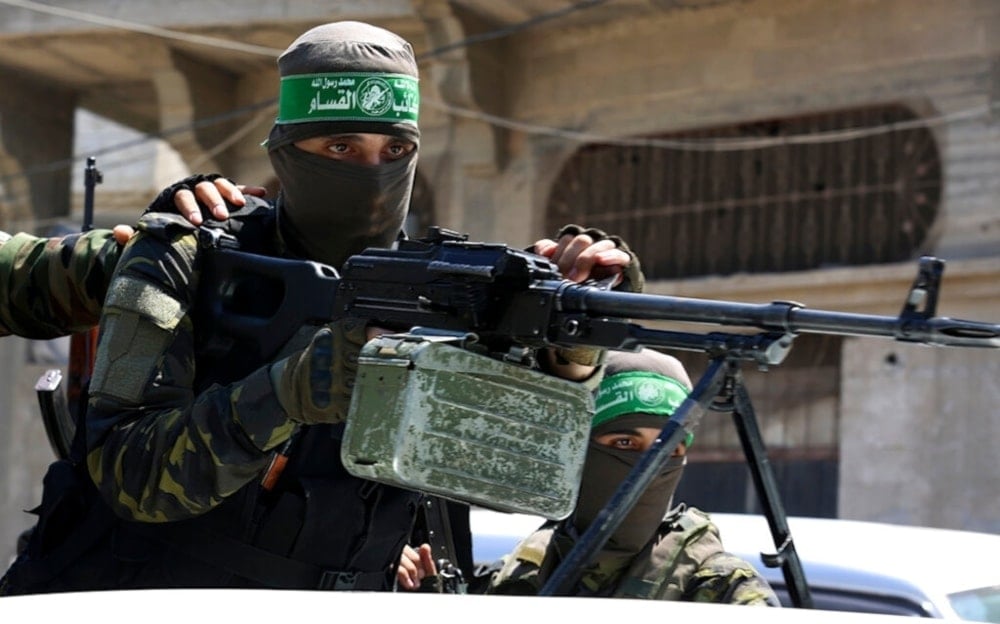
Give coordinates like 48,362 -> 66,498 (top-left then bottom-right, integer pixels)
145,173 -> 227,216
551,224 -> 647,367
555,223 -> 645,294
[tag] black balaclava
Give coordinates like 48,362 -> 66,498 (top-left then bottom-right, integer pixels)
267,21 -> 420,268
571,349 -> 694,561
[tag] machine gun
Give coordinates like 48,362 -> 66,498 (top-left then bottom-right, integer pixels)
196,226 -> 997,366
195,226 -> 999,606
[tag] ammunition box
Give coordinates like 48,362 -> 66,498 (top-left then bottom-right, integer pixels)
342,335 -> 594,519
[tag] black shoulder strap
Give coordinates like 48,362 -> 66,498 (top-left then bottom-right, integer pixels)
419,497 -> 469,593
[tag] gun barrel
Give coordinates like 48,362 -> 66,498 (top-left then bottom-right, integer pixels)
559,285 -> 1000,348
83,156 -> 101,232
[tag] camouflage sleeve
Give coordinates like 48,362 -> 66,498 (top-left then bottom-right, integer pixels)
0,229 -> 120,339
85,222 -> 297,523
683,549 -> 781,606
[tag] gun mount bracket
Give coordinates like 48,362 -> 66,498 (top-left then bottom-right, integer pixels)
760,534 -> 794,568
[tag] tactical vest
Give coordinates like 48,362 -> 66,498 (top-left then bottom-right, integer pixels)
1,199 -> 422,594
489,506 -> 723,599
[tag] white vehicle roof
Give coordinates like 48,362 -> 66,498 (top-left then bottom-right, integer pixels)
710,512 -> 1000,619
713,513 -> 1000,592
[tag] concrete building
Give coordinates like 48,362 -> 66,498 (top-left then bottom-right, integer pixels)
0,0 -> 998,566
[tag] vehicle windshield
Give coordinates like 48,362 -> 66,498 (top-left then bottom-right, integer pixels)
949,585 -> 1000,623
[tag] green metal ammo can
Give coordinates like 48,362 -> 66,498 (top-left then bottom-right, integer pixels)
342,334 -> 594,519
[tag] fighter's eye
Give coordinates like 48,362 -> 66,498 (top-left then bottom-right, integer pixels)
385,142 -> 415,160
607,435 -> 641,451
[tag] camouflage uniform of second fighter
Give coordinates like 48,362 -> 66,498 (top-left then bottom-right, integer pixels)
489,506 -> 780,604
489,348 -> 780,606
0,229 -> 119,339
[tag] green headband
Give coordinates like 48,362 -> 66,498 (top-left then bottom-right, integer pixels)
593,371 -> 694,447
277,72 -> 419,125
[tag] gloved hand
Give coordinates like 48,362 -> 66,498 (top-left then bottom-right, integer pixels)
269,318 -> 370,424
554,224 -> 645,294
548,224 -> 646,369
145,173 -> 226,215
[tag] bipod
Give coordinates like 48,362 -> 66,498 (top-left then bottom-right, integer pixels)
712,357 -> 812,608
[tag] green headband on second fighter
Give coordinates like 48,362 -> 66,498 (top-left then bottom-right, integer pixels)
593,370 -> 695,447
277,72 -> 419,125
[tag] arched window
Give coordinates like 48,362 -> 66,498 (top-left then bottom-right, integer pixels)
545,104 -> 942,279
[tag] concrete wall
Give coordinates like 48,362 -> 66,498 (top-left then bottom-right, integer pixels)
841,338 -> 1000,533
443,0 -> 1000,531
469,0 -> 1000,255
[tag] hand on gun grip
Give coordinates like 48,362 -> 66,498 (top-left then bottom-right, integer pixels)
550,224 -> 647,369
271,318 -> 369,424
555,224 -> 645,294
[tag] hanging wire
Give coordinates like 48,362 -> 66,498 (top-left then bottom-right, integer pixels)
0,0 -> 996,205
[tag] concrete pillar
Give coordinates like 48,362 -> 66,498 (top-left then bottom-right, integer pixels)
228,70 -> 280,190
0,73 -> 76,226
413,0 -> 502,237
840,338 -> 1000,533
152,50 -> 243,175
0,76 -> 77,566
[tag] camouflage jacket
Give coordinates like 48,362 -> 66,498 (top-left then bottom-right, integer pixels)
0,229 -> 120,339
83,204 -> 418,593
5,204 -> 421,590
488,506 -> 780,605
84,208 -> 299,522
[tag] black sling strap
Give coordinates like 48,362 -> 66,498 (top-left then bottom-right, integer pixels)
419,496 -> 469,593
